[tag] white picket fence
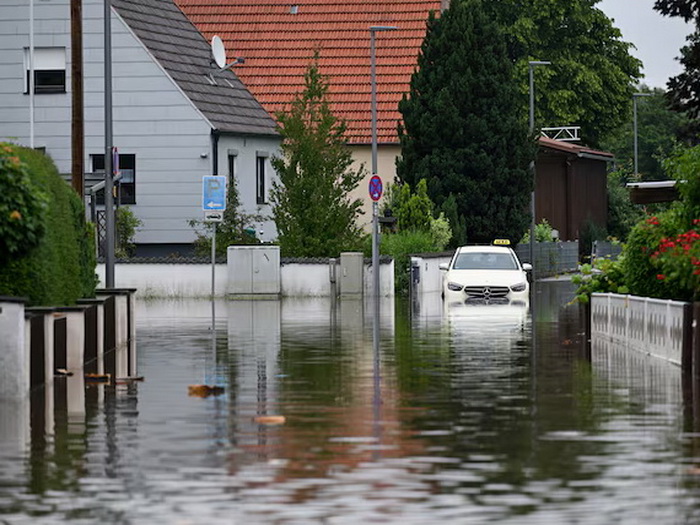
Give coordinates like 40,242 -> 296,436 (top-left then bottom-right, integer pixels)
591,293 -> 689,366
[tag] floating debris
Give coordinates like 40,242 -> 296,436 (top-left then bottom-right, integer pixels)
188,384 -> 225,398
254,415 -> 286,425
85,373 -> 111,383
116,376 -> 145,384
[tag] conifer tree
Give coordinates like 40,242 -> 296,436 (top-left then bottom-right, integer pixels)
270,55 -> 366,257
397,0 -> 536,245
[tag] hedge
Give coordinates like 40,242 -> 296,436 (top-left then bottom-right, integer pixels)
0,144 -> 96,305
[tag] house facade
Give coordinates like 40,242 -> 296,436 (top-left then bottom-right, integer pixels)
176,0 -> 443,228
0,0 -> 280,255
176,1 -> 618,244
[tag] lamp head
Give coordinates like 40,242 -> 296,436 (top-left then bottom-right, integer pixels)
369,25 -> 398,32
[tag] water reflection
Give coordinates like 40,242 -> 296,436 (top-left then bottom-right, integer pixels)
1,285 -> 700,523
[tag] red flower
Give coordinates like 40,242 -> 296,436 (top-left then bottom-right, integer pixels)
657,274 -> 666,280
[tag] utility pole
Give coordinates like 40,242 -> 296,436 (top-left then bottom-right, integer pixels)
71,0 -> 84,197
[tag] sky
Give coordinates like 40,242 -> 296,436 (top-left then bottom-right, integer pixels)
598,0 -> 693,89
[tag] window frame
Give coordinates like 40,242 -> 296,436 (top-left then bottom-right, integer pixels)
24,47 -> 66,95
256,155 -> 267,205
91,153 -> 137,205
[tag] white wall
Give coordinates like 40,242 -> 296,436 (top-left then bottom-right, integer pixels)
96,260 -> 395,298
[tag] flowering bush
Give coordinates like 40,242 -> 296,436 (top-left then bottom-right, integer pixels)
575,144 -> 700,303
0,143 -> 47,263
651,219 -> 700,301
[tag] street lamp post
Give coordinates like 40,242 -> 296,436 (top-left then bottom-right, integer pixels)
528,60 -> 550,271
370,25 -> 397,301
370,24 -> 396,447
104,0 -> 115,288
633,92 -> 652,177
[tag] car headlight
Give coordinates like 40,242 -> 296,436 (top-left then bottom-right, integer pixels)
510,282 -> 527,292
447,282 -> 464,292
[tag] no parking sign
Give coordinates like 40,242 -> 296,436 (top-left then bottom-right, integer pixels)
369,175 -> 383,201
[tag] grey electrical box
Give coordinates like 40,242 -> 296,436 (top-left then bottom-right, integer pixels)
227,245 -> 280,298
339,252 -> 364,296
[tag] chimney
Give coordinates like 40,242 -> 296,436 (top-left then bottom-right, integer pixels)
440,0 -> 450,12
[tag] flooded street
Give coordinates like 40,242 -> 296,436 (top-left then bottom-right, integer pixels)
2,280 -> 700,523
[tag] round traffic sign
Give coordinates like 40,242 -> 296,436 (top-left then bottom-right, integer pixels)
369,175 -> 383,201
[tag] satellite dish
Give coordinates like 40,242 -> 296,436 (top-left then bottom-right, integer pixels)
211,35 -> 226,69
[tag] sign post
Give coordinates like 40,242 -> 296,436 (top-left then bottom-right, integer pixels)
369,175 -> 383,301
202,176 -> 227,302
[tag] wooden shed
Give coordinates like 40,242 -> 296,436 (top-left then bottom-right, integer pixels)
536,137 -> 613,242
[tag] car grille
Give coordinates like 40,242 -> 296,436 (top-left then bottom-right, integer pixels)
464,286 -> 510,299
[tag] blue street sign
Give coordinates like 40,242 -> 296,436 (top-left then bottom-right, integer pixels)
202,175 -> 227,211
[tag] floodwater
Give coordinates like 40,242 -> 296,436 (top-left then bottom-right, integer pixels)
2,280 -> 700,524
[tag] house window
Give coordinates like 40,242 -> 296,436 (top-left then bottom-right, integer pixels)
228,152 -> 237,205
256,153 -> 268,205
24,47 -> 66,94
91,153 -> 136,205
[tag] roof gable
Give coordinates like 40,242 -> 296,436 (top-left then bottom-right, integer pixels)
113,0 -> 277,136
176,0 -> 442,144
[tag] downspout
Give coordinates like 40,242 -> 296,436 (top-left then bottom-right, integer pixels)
211,128 -> 220,175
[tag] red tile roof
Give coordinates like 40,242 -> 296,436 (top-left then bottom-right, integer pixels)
175,0 -> 442,144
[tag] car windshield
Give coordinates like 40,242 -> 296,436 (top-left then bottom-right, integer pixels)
453,251 -> 518,270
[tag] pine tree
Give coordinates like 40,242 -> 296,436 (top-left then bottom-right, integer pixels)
397,0 -> 536,245
270,55 -> 366,257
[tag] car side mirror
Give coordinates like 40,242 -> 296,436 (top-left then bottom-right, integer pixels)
439,263 -> 449,271
522,263 -> 532,272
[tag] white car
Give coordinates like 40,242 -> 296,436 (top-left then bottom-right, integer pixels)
440,243 -> 532,303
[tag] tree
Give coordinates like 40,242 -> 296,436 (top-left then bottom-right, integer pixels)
484,0 -> 642,147
654,0 -> 700,131
270,56 -> 366,257
601,86 -> 690,181
397,0 -> 536,246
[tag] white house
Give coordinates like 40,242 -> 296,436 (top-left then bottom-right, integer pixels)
0,0 -> 281,256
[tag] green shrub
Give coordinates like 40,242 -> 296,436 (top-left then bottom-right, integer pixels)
0,144 -> 47,263
572,257 -> 628,304
0,144 -> 96,305
607,169 -> 643,242
520,218 -> 555,243
115,207 -> 142,258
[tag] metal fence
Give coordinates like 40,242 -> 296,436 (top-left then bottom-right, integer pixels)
591,293 -> 692,367
514,241 -> 579,278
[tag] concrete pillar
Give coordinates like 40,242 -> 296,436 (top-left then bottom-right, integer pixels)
54,306 -> 88,374
25,307 -> 56,389
340,252 -> 364,297
0,297 -> 28,400
96,289 -> 136,380
77,298 -> 106,375
128,291 -> 137,377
